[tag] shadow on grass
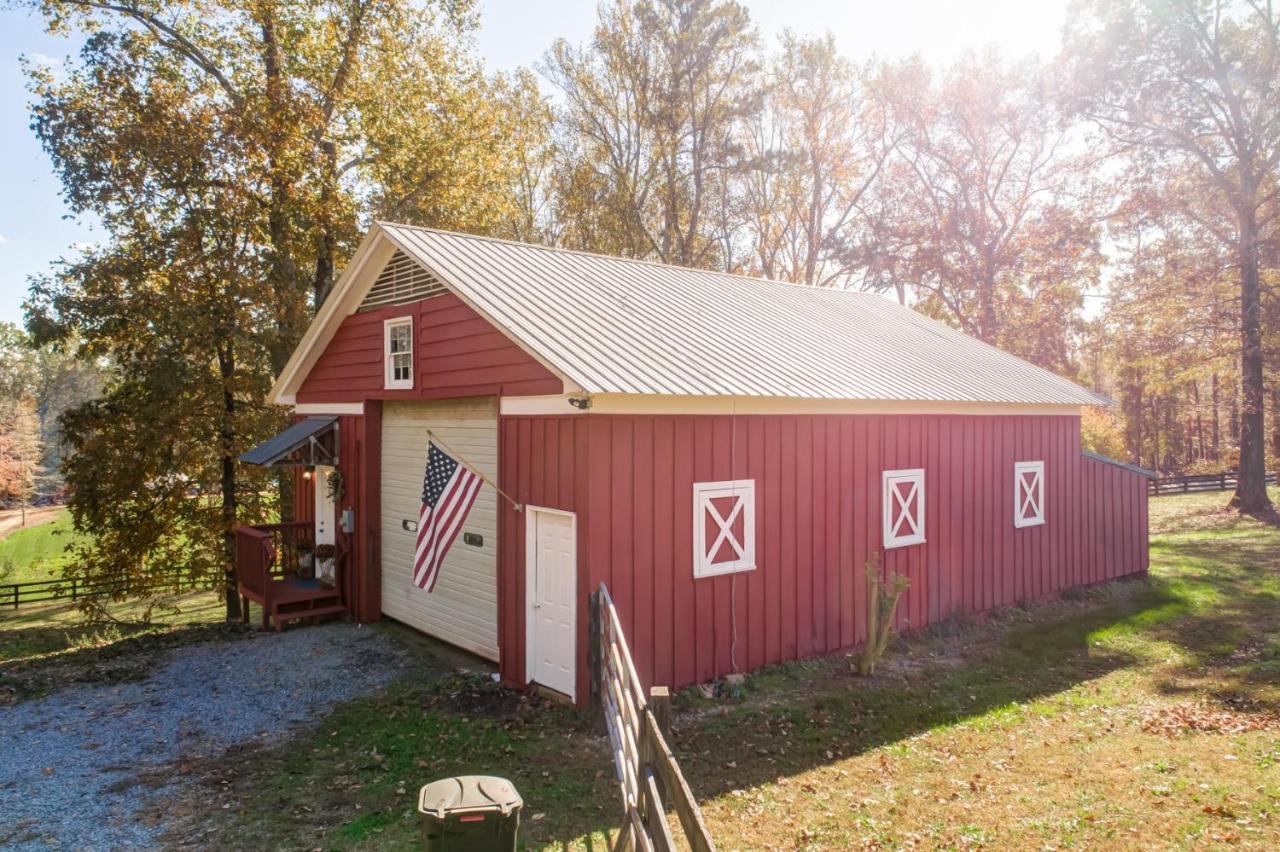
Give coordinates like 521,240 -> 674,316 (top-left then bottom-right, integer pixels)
160,644 -> 622,851
144,497 -> 1280,848
171,580 -> 1188,851
1141,539 -> 1280,703
665,577 -> 1178,809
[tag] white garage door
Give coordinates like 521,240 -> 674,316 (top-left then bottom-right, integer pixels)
381,398 -> 498,660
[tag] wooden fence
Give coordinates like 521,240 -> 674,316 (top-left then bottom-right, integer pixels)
1,568 -> 203,610
591,582 -> 715,852
1149,471 -> 1277,496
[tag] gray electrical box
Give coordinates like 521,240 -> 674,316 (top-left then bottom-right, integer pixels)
341,507 -> 355,534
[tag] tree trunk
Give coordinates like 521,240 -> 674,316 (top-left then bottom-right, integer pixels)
1124,372 -> 1144,467
1192,380 -> 1203,464
260,10 -> 302,377
1211,372 -> 1220,461
978,252 -> 998,343
1231,201 -> 1271,511
1271,385 -> 1280,466
219,342 -> 241,622
313,140 -> 338,309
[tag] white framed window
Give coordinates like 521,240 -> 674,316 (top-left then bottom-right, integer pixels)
384,317 -> 413,389
883,468 -> 925,548
693,479 -> 756,578
1014,460 -> 1045,528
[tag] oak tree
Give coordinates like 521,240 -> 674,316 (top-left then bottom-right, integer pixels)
1063,0 -> 1280,510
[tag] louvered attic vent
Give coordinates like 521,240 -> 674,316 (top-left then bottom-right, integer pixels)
357,250 -> 446,311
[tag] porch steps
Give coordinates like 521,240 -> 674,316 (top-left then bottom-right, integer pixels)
273,603 -> 348,627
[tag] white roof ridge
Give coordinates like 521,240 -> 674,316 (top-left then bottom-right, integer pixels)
375,220 -> 877,295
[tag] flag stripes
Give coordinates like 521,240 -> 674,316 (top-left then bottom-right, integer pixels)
414,440 -> 482,591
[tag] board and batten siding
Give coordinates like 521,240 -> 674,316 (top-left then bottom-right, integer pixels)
381,398 -> 500,660
498,413 -> 1149,702
296,292 -> 563,404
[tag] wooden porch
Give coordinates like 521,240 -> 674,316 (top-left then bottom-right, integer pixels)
234,521 -> 347,630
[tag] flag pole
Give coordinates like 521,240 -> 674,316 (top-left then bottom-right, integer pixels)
427,429 -> 523,511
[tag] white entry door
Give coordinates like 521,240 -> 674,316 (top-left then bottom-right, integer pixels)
526,508 -> 577,699
313,465 -> 336,546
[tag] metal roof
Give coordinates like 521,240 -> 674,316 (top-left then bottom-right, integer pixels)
1082,451 -> 1156,478
240,416 -> 337,466
375,223 -> 1108,406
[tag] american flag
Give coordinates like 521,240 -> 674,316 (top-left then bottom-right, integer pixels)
414,439 -> 482,592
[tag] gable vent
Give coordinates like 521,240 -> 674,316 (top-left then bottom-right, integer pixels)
357,250 -> 446,311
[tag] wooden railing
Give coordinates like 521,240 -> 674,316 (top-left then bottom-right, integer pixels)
1149,471 -> 1277,496
591,582 -> 715,852
252,521 -> 315,577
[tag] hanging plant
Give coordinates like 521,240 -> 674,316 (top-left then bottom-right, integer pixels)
325,469 -> 345,503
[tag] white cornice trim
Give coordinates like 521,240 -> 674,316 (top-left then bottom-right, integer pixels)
500,393 -> 1083,418
295,402 -> 365,416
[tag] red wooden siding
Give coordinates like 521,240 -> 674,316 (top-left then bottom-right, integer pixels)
287,406 -> 381,622
296,294 -> 563,403
497,413 -> 1149,703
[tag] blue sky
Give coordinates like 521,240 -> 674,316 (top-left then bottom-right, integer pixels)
0,0 -> 1067,327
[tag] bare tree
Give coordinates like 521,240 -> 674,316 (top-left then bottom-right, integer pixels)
738,33 -> 897,286
544,0 -> 759,267
866,53 -> 1101,374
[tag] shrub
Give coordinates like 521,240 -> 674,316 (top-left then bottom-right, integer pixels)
857,553 -> 910,677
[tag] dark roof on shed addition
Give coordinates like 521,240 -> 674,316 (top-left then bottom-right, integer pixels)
240,416 -> 336,466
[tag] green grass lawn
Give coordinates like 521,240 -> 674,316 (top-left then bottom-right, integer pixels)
0,509 -> 88,584
145,487 -> 1280,850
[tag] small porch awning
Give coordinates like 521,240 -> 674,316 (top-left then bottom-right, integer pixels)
240,416 -> 339,467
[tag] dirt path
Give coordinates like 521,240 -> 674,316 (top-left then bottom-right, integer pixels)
0,506 -> 63,542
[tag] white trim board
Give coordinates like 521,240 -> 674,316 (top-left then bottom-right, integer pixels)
500,393 -> 1083,418
294,402 -> 364,416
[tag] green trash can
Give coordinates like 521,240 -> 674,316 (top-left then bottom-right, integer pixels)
418,775 -> 523,851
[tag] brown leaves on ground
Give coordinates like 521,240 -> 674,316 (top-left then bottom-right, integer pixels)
1139,701 -> 1280,736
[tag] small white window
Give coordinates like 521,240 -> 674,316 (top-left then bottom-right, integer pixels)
384,317 -> 413,389
1014,461 -> 1045,528
883,468 -> 925,548
693,479 -> 756,578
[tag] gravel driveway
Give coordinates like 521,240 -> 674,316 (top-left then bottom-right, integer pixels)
0,623 -> 409,850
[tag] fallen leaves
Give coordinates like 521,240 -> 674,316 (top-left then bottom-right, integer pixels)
1139,702 -> 1280,737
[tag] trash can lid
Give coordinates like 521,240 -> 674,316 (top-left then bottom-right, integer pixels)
418,775 -> 523,819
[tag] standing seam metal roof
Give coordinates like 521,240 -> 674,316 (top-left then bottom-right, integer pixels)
374,223 -> 1109,406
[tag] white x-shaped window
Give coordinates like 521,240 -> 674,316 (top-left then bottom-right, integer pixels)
692,479 -> 756,578
883,469 -> 926,548
1014,461 -> 1045,528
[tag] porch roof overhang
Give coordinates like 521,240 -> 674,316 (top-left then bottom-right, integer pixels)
240,416 -> 339,467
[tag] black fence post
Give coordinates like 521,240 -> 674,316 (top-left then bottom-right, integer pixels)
588,588 -> 601,722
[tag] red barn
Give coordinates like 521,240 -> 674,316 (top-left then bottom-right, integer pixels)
242,222 -> 1149,705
